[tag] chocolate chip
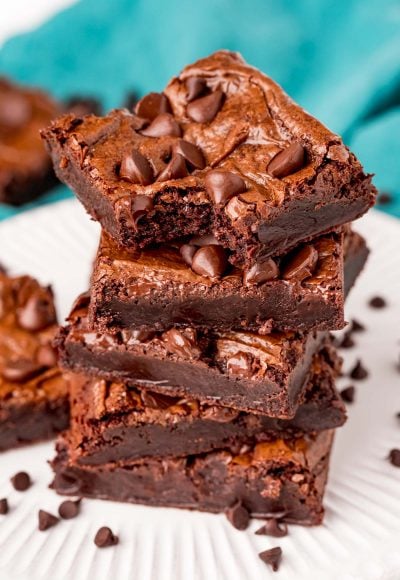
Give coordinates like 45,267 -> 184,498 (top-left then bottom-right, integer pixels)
259,547 -> 282,571
187,90 -> 224,123
135,92 -> 171,121
163,328 -> 199,358
282,245 -> 318,281
157,154 -> 188,182
141,390 -> 179,410
388,449 -> 400,467
226,351 -> 253,378
11,471 -> 31,491
17,292 -> 56,332
350,359 -> 368,380
122,90 -> 139,111
339,332 -> 355,349
94,526 -> 119,548
268,142 -> 305,178
0,92 -> 32,130
189,234 -> 219,246
340,385 -> 355,403
38,510 -> 59,531
119,150 -> 154,185
36,344 -> 58,367
2,360 -> 42,383
244,258 -> 279,286
65,96 -> 102,116
52,472 -> 81,495
351,318 -> 365,332
0,498 -> 9,515
225,501 -> 250,530
205,170 -> 246,205
255,519 -> 288,537
58,499 -> 81,519
369,296 -> 386,309
180,244 -> 197,266
140,113 -> 182,137
130,195 -> 154,226
174,139 -> 205,169
202,405 -> 239,423
191,245 -> 228,278
185,77 -> 208,102
377,192 -> 392,205
127,328 -> 156,343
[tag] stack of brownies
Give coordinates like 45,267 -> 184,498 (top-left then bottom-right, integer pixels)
43,51 -> 375,526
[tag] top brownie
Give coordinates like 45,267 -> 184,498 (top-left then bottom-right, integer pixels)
42,51 -> 376,266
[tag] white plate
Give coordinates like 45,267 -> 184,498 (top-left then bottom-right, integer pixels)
0,200 -> 399,580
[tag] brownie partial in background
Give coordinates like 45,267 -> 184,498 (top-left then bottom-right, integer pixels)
52,428 -> 334,525
0,268 -> 68,450
42,50 -> 376,265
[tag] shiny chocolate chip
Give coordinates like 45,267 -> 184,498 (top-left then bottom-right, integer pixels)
157,154 -> 188,182
94,526 -> 119,548
180,244 -> 197,266
267,142 -> 305,178
185,77 -> 208,102
141,390 -> 180,410
282,245 -> 318,281
0,92 -> 32,130
38,510 -> 59,531
140,113 -> 182,138
2,360 -> 42,383
205,170 -> 246,205
163,328 -> 199,359
189,234 -> 219,246
191,245 -> 228,278
36,344 -> 58,367
226,351 -> 253,378
17,292 -> 56,331
186,90 -> 224,123
244,258 -> 279,286
174,139 -> 205,169
131,195 -> 154,225
202,405 -> 239,423
119,150 -> 154,185
135,92 -> 171,121
225,501 -> 250,530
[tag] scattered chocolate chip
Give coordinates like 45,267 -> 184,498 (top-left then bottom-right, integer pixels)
119,150 -> 154,185
377,192 -> 392,205
243,258 -> 279,286
123,90 -> 139,111
123,328 -> 156,343
11,471 -> 31,491
135,92 -> 171,121
17,292 -> 56,331
350,359 -> 369,380
255,519 -> 288,538
226,351 -> 253,378
282,245 -> 318,281
259,547 -> 282,571
157,154 -> 188,182
351,318 -> 365,332
0,498 -> 9,515
340,385 -> 355,403
191,245 -> 228,278
180,244 -> 197,266
185,77 -> 208,102
130,195 -> 154,226
1,359 -> 42,383
140,113 -> 182,138
58,499 -> 81,519
187,90 -> 224,123
141,390 -> 179,410
52,472 -> 81,495
0,92 -> 32,130
202,405 -> 239,423
268,142 -> 305,178
205,170 -> 246,205
36,344 -> 58,367
225,501 -> 250,530
339,332 -> 355,349
174,139 -> 205,169
94,526 -> 119,548
369,296 -> 386,309
389,449 -> 400,467
38,510 -> 59,531
189,234 -> 219,246
65,96 -> 102,116
163,328 -> 199,358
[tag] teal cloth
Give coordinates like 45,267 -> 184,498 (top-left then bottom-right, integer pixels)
0,0 -> 399,220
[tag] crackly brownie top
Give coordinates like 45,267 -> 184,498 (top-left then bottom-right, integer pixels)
43,50 -> 357,221
0,267 -> 65,411
0,78 -> 61,178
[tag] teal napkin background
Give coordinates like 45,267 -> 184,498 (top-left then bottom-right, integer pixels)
0,0 -> 399,220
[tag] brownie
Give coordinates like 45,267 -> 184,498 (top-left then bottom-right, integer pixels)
0,268 -> 68,450
52,429 -> 334,525
89,230 -> 346,335
66,346 -> 345,466
0,78 -> 62,206
42,51 -> 376,266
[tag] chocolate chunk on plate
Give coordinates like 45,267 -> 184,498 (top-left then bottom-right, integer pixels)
259,546 -> 283,571
94,526 -> 119,548
11,471 -> 31,491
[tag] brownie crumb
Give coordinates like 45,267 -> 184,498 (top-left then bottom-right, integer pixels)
255,518 -> 288,537
225,501 -> 250,530
340,386 -> 356,403
339,332 -> 355,349
0,498 -> 9,515
38,510 -> 59,531
94,526 -> 119,548
350,359 -> 369,380
58,499 -> 81,519
11,472 -> 31,491
259,546 -> 282,571
351,318 -> 365,332
388,449 -> 400,467
369,296 -> 387,309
